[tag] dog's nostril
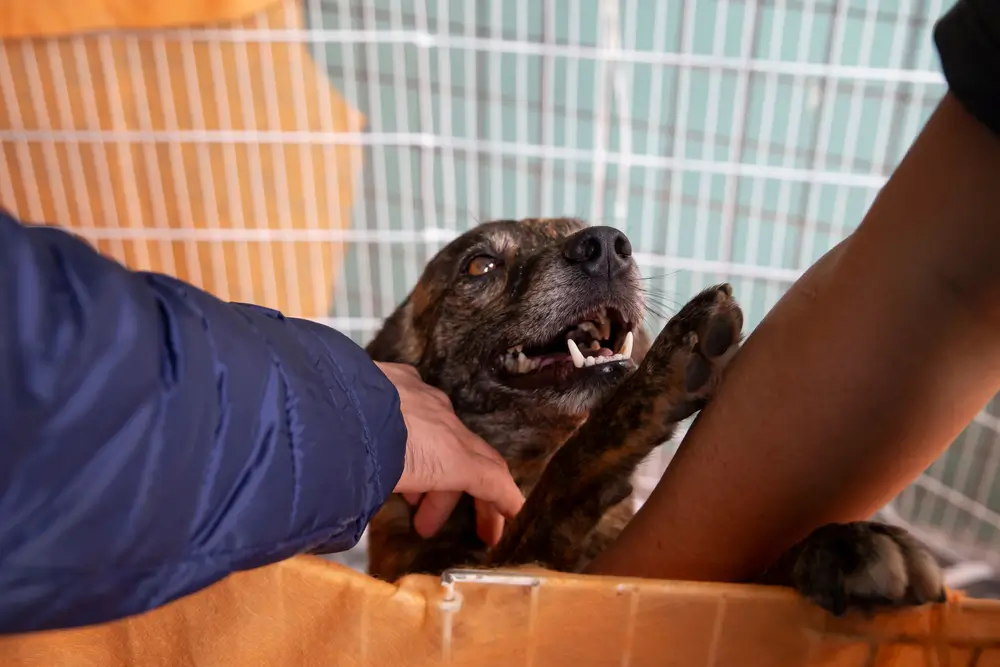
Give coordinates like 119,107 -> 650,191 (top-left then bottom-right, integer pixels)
614,234 -> 632,258
562,226 -> 633,279
563,237 -> 598,264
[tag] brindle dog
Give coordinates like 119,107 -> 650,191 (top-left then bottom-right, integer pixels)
362,217 -> 945,616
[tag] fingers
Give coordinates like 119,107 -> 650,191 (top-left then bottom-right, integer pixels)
410,492 -> 505,545
412,491 -> 462,539
475,499 -> 505,546
376,358 -> 525,540
448,425 -> 526,519
464,452 -> 525,520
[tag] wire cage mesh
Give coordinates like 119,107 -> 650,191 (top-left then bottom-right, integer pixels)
1,0 -> 997,595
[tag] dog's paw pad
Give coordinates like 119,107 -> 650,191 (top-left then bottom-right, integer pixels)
683,353 -> 712,393
675,284 -> 742,398
704,315 -> 736,359
792,522 -> 946,617
637,284 -> 744,419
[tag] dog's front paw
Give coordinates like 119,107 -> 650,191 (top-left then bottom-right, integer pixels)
790,521 -> 946,616
635,283 -> 743,421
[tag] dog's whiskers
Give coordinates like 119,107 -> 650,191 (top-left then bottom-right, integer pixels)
637,271 -> 680,282
639,291 -> 682,311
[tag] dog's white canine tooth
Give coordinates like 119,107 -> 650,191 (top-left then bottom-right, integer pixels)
622,331 -> 634,359
567,338 -> 585,369
584,356 -> 596,367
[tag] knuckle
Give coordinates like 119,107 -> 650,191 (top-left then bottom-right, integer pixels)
484,458 -> 509,480
484,450 -> 507,468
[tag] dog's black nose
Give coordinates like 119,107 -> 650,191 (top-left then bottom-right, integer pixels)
562,226 -> 632,279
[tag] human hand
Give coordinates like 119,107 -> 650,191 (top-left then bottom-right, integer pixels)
375,361 -> 525,546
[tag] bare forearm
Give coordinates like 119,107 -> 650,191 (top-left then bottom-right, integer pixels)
588,94 -> 1000,582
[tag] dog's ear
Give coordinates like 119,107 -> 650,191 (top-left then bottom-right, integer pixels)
366,282 -> 439,365
366,298 -> 424,365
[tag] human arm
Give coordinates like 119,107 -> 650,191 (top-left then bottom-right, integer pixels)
0,209 -> 408,633
588,0 -> 1000,582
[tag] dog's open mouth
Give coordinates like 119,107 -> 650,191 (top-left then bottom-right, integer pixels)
497,306 -> 634,389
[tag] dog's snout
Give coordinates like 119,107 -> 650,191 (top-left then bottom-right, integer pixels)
561,226 -> 632,279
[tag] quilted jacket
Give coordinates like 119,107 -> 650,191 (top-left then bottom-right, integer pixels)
0,209 -> 406,633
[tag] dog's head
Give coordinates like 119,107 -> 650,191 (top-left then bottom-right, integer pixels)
367,218 -> 650,416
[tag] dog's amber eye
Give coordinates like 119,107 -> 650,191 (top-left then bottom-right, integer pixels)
467,255 -> 500,277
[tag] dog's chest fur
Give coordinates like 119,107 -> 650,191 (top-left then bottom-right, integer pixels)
463,407 -> 582,494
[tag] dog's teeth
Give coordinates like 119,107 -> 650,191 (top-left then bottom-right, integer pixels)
588,340 -> 601,351
584,356 -> 596,367
593,354 -> 624,366
593,307 -> 611,340
598,318 -> 611,341
517,352 -> 532,374
621,331 -> 634,359
567,339 -> 585,369
506,354 -> 519,372
578,321 -> 601,340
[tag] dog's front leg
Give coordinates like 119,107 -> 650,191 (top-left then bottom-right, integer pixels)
488,284 -> 744,570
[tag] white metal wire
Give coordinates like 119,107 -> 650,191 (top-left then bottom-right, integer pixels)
2,0 -> 995,592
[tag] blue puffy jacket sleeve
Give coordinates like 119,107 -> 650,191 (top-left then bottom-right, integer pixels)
0,209 -> 407,634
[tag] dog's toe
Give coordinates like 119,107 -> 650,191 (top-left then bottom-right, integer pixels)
682,285 -> 743,398
791,521 -> 946,616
